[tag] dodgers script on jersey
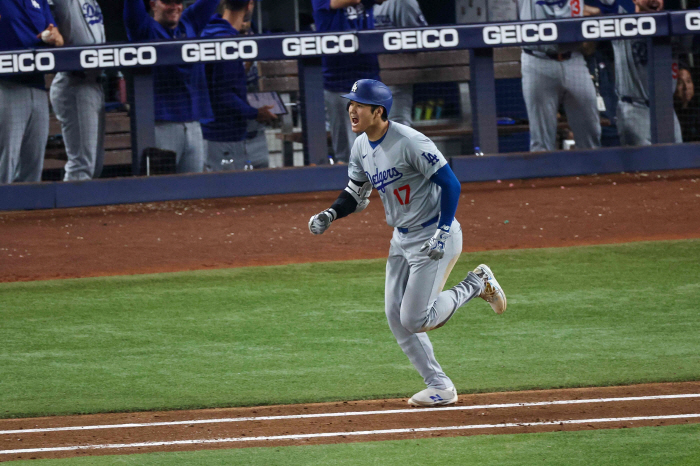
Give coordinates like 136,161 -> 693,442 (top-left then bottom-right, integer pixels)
518,0 -> 582,53
348,122 -> 447,228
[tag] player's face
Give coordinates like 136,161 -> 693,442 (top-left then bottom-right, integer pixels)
347,101 -> 382,134
634,0 -> 663,12
675,69 -> 694,104
151,0 -> 183,29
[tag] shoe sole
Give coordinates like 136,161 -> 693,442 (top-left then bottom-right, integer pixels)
478,264 -> 507,314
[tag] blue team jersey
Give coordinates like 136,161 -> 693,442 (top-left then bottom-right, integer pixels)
0,0 -> 56,88
200,15 -> 259,142
124,0 -> 217,123
312,0 -> 380,92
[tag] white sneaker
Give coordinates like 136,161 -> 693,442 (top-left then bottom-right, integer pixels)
408,386 -> 458,407
473,264 -> 507,314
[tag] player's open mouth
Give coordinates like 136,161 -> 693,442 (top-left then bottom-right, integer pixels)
351,117 -> 359,126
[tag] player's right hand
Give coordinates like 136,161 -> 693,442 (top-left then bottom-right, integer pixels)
257,105 -> 278,124
420,226 -> 451,260
308,211 -> 333,235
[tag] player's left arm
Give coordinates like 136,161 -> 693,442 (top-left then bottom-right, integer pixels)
419,165 -> 461,260
182,0 -> 220,35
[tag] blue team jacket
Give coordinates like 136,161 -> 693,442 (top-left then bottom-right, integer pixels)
0,0 -> 56,89
200,15 -> 259,142
311,0 -> 380,92
123,0 -> 216,123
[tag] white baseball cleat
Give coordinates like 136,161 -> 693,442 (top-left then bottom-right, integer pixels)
473,264 -> 507,314
408,386 -> 458,407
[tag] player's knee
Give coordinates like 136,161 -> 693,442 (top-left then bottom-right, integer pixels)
400,312 -> 428,334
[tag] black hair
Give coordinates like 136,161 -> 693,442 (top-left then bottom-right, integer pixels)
222,0 -> 251,12
346,101 -> 389,121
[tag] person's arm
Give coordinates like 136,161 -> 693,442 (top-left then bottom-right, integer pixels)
181,0 -> 220,35
398,0 -> 428,27
418,165 -> 461,260
308,178 -> 373,234
123,0 -> 155,41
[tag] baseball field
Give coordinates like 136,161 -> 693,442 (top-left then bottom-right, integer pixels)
1,169 -> 699,464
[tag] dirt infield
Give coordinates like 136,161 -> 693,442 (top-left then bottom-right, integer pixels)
1,382 -> 699,461
0,168 -> 699,461
1,169 -> 699,283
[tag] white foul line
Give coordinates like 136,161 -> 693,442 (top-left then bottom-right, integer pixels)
1,393 -> 699,436
1,413 -> 699,455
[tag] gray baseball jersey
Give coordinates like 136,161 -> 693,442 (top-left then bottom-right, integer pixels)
348,122 -> 446,228
373,0 -> 427,28
49,0 -> 105,46
518,0 -> 582,54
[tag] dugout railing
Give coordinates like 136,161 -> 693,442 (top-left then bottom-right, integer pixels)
0,11 -> 699,211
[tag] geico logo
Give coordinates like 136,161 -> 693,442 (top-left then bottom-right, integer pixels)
686,12 -> 700,30
182,40 -> 258,62
0,52 -> 54,73
282,34 -> 357,56
81,46 -> 157,68
383,29 -> 459,51
482,23 -> 557,45
581,17 -> 656,39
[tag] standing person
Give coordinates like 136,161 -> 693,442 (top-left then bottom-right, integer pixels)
124,0 -> 217,173
200,0 -> 277,172
674,67 -> 699,142
0,0 -> 64,185
373,0 -> 428,127
599,0 -> 683,145
312,0 -> 387,163
308,80 -> 506,407
49,0 -> 106,181
518,0 -> 601,151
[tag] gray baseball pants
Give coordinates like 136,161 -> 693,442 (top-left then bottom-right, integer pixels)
521,51 -> 601,151
388,84 -> 413,127
0,80 -> 48,184
154,121 -> 205,173
385,219 -> 484,390
50,72 -> 105,181
324,89 -> 356,162
205,139 -> 246,171
244,120 -> 270,168
616,100 -> 683,146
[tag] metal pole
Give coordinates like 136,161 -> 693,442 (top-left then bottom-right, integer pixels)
469,48 -> 499,154
130,69 -> 155,176
648,36 -> 675,144
298,58 -> 327,165
257,0 -> 263,34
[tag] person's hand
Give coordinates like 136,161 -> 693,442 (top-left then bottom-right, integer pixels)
308,210 -> 334,235
256,105 -> 278,124
420,226 -> 451,261
38,24 -> 64,47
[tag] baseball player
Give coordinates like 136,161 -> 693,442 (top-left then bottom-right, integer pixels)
49,0 -> 106,182
518,0 -> 602,151
124,0 -> 218,173
308,79 -> 506,407
0,0 -> 64,185
597,0 -> 683,145
373,0 -> 428,127
312,0 -> 387,163
200,0 -> 277,172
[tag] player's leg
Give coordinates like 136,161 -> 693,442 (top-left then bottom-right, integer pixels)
521,52 -> 563,151
92,82 -> 106,179
155,122 -> 187,171
180,121 -> 205,173
673,111 -> 683,143
0,82 -> 31,184
15,87 -> 49,183
323,90 -> 356,162
385,232 -> 454,391
245,120 -> 270,168
562,54 -> 601,150
616,101 -> 650,146
206,140 -> 245,171
387,84 -> 413,127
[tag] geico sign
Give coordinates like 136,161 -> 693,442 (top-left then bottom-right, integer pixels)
383,29 -> 459,51
483,23 -> 557,45
81,47 -> 157,68
581,17 -> 656,39
686,12 -> 700,30
182,40 -> 258,62
0,52 -> 55,73
282,34 -> 357,56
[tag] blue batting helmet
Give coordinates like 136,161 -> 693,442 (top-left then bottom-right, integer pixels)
342,79 -> 393,117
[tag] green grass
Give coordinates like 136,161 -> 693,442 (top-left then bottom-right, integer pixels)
11,424 -> 700,465
1,239 -> 699,418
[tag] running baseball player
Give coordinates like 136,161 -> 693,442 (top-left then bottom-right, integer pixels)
0,0 -> 63,185
49,0 -> 106,182
308,79 -> 506,407
597,0 -> 683,145
373,0 -> 428,127
518,0 -> 601,151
